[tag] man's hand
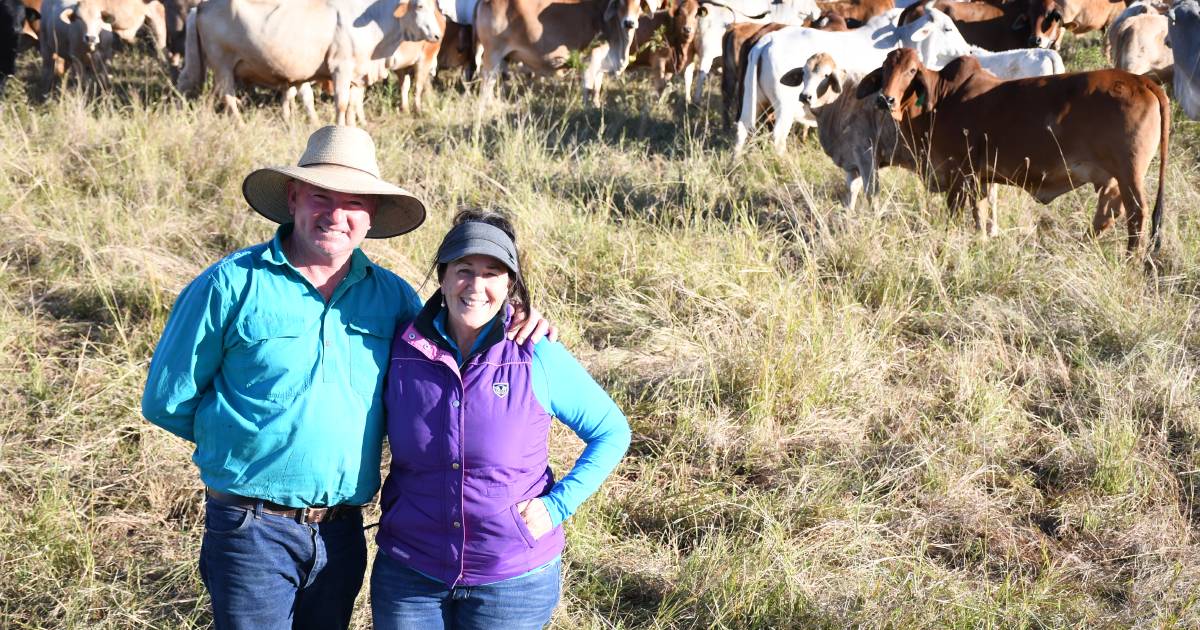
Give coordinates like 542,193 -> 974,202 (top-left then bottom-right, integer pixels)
516,498 -> 554,540
506,306 -> 558,344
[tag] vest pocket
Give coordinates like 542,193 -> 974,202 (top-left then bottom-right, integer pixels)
509,503 -> 537,548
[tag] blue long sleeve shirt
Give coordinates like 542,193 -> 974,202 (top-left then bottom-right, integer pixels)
141,225 -> 422,507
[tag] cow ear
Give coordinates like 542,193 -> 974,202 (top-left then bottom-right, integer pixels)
856,68 -> 883,99
697,4 -> 707,16
641,0 -> 655,14
394,0 -> 409,18
908,71 -> 934,114
1011,14 -> 1028,30
780,67 -> 805,87
828,70 -> 843,95
1048,9 -> 1062,23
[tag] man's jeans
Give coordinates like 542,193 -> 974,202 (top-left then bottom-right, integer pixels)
199,497 -> 368,630
370,550 -> 561,630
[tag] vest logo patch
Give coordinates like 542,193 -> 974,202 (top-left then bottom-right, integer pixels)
492,382 -> 510,398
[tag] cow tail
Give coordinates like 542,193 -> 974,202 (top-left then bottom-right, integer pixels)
1149,82 -> 1169,253
176,6 -> 203,96
738,38 -> 763,133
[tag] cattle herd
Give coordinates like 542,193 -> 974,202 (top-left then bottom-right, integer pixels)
0,0 -> 1198,254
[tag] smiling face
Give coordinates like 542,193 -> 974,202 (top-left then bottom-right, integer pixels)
285,180 -> 377,266
440,254 -> 512,336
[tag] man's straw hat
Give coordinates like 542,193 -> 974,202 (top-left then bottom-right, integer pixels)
242,126 -> 426,239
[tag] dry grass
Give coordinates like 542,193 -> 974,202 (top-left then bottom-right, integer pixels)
2,30 -> 1200,628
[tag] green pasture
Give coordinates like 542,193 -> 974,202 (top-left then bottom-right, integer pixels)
1,30 -> 1199,628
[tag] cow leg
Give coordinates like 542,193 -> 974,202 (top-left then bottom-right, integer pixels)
771,107 -> 794,155
281,86 -> 296,122
213,67 -> 242,123
946,177 -> 989,236
415,57 -> 433,115
1089,179 -> 1122,239
351,85 -> 367,126
583,44 -> 609,107
682,60 -> 695,105
1119,178 -> 1149,254
845,168 -> 863,211
978,183 -> 999,237
300,83 -> 318,124
400,71 -> 412,113
333,71 -> 353,126
145,2 -> 167,62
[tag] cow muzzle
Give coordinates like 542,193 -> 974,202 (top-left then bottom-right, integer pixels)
622,18 -> 636,30
799,93 -> 811,104
876,94 -> 895,111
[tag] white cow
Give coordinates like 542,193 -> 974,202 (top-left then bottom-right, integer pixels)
912,12 -> 1065,76
735,7 -> 972,154
177,0 -> 441,126
1108,1 -> 1172,82
690,0 -> 818,103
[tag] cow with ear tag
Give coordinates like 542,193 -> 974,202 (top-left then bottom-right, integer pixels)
856,47 -> 1169,255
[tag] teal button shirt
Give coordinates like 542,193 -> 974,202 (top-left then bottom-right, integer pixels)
141,225 -> 422,507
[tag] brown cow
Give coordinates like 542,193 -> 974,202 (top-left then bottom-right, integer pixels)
474,0 -> 652,105
628,0 -> 702,97
898,0 -> 1034,52
815,0 -> 891,23
859,48 -> 1168,253
1020,0 -> 1126,54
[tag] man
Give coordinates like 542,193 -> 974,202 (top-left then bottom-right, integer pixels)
141,126 -> 550,629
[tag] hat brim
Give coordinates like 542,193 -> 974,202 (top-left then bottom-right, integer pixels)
242,164 -> 427,239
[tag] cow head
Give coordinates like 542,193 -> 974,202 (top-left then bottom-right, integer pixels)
669,0 -> 700,47
780,53 -> 844,109
393,0 -> 442,43
859,48 -> 934,121
812,11 -> 849,31
66,0 -> 109,52
602,0 -> 653,71
1020,0 -> 1063,48
903,5 -> 972,70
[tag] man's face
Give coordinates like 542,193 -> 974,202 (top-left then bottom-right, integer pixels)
286,180 -> 378,264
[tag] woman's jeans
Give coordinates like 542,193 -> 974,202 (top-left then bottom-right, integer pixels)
370,550 -> 561,630
199,498 -> 368,630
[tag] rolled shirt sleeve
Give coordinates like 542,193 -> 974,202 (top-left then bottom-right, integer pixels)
141,271 -> 230,443
530,340 -> 631,526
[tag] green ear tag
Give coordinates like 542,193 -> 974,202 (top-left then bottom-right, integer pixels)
916,92 -> 926,109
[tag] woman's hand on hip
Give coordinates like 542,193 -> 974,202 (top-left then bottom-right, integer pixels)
517,498 -> 554,540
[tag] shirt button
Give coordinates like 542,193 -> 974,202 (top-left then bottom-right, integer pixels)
451,462 -> 460,470
453,521 -> 461,528
452,400 -> 460,408
408,333 -> 415,340
324,340 -> 331,347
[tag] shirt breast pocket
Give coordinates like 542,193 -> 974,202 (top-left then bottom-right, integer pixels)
347,316 -> 394,398
228,315 -> 315,404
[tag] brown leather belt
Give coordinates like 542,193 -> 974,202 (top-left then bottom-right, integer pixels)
205,488 -> 360,525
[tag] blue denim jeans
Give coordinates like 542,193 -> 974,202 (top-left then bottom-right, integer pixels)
199,497 -> 368,630
370,550 -> 561,630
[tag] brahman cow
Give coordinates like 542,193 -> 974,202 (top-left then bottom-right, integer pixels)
898,0 -> 1036,52
690,0 -> 819,103
861,48 -> 1168,253
474,0 -> 652,106
162,0 -> 198,67
69,0 -> 166,59
177,0 -> 441,126
1168,0 -> 1200,120
780,52 -> 906,209
39,0 -> 115,93
1108,1 -> 1172,83
719,21 -> 786,128
815,0 -> 892,23
735,7 -> 974,154
624,0 -> 703,99
1021,0 -> 1125,54
384,3 -> 446,114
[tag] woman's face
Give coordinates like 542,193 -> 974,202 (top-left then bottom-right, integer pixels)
441,254 -> 512,333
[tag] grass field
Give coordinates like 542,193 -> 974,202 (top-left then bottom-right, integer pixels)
2,30 -> 1200,628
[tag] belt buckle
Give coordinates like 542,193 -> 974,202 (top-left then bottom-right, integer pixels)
297,506 -> 309,524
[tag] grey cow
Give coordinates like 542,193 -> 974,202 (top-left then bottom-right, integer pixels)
1168,0 -> 1200,120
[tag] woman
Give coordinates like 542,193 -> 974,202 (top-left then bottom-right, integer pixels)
373,209 -> 632,629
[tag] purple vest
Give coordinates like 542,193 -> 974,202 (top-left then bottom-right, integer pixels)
377,307 -> 565,587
